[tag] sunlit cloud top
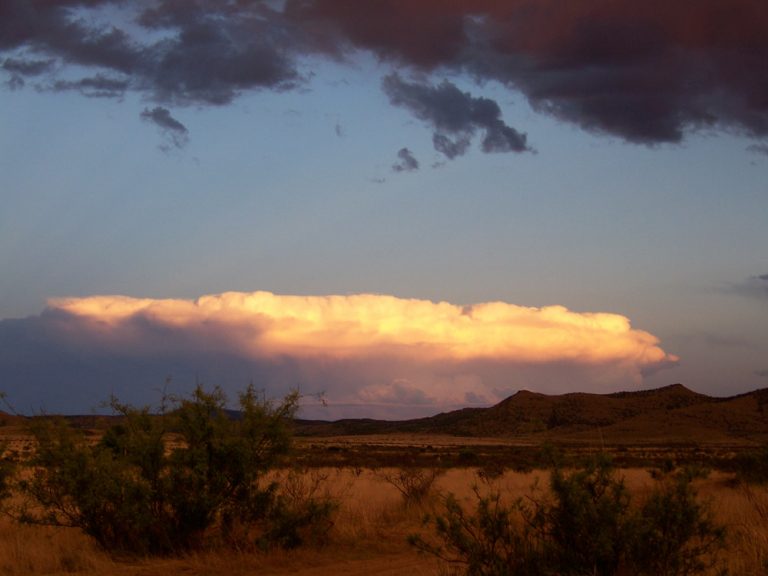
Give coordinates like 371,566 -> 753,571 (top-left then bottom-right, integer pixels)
0,291 -> 680,417
51,291 -> 675,367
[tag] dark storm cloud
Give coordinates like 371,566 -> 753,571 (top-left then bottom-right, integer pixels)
2,0 -> 768,149
392,147 -> 419,172
0,0 -> 298,106
0,2 -> 140,72
290,0 -> 768,146
382,73 -> 530,158
141,106 -> 189,149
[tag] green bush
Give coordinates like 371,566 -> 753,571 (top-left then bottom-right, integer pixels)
534,454 -> 632,575
411,456 -> 725,576
14,385 -> 335,555
630,467 -> 725,576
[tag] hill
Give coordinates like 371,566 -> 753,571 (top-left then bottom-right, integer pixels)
295,384 -> 768,444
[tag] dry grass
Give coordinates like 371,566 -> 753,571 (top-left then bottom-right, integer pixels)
0,521 -> 112,575
0,467 -> 766,575
708,478 -> 768,575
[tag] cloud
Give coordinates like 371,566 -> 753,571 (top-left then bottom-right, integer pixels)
392,147 -> 419,172
358,379 -> 435,406
289,0 -> 768,145
728,274 -> 768,300
140,106 -> 189,149
2,57 -> 55,89
747,143 -> 768,157
0,1 -> 298,104
432,133 -> 471,159
1,1 -> 766,151
52,74 -> 128,98
0,291 -> 677,418
2,57 -> 54,76
383,74 -> 531,158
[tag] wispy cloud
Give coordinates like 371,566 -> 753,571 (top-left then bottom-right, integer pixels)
392,147 -> 419,172
140,106 -> 189,149
52,74 -> 128,98
747,143 -> 768,157
383,74 -> 531,159
2,57 -> 54,76
727,273 -> 768,300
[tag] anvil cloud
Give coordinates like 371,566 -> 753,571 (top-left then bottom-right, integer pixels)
0,292 -> 677,418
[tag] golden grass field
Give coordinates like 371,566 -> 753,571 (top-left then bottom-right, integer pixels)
1,381 -> 767,576
0,465 -> 766,576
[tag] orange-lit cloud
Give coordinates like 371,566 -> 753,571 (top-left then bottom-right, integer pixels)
51,291 -> 675,368
19,291 -> 678,418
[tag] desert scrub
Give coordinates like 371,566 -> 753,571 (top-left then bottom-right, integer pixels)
731,444 -> 768,485
376,466 -> 444,507
411,456 -> 725,576
629,466 -> 725,576
12,385 -> 336,555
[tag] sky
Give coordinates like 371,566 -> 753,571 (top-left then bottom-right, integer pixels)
1,0 -> 767,418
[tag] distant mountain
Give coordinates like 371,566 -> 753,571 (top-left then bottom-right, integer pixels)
295,384 -> 768,444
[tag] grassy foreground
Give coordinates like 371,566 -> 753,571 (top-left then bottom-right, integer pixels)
0,466 -> 766,575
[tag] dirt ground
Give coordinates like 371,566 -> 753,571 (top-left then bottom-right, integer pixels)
94,550 -> 437,576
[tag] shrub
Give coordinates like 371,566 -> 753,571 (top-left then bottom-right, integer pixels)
0,444 -> 14,502
731,444 -> 768,485
0,394 -> 17,502
411,456 -> 725,576
262,467 -> 337,549
531,454 -> 632,575
377,466 -> 444,506
14,385 -> 334,555
409,487 -> 541,576
630,467 -> 725,576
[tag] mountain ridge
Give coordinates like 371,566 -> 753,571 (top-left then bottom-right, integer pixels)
295,384 -> 768,443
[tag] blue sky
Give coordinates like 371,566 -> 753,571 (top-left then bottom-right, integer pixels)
1,1 -> 767,416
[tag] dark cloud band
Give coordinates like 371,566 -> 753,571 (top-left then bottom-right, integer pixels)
2,1 -> 767,151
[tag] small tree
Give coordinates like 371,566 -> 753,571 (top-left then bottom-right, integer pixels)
15,385 -> 333,555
